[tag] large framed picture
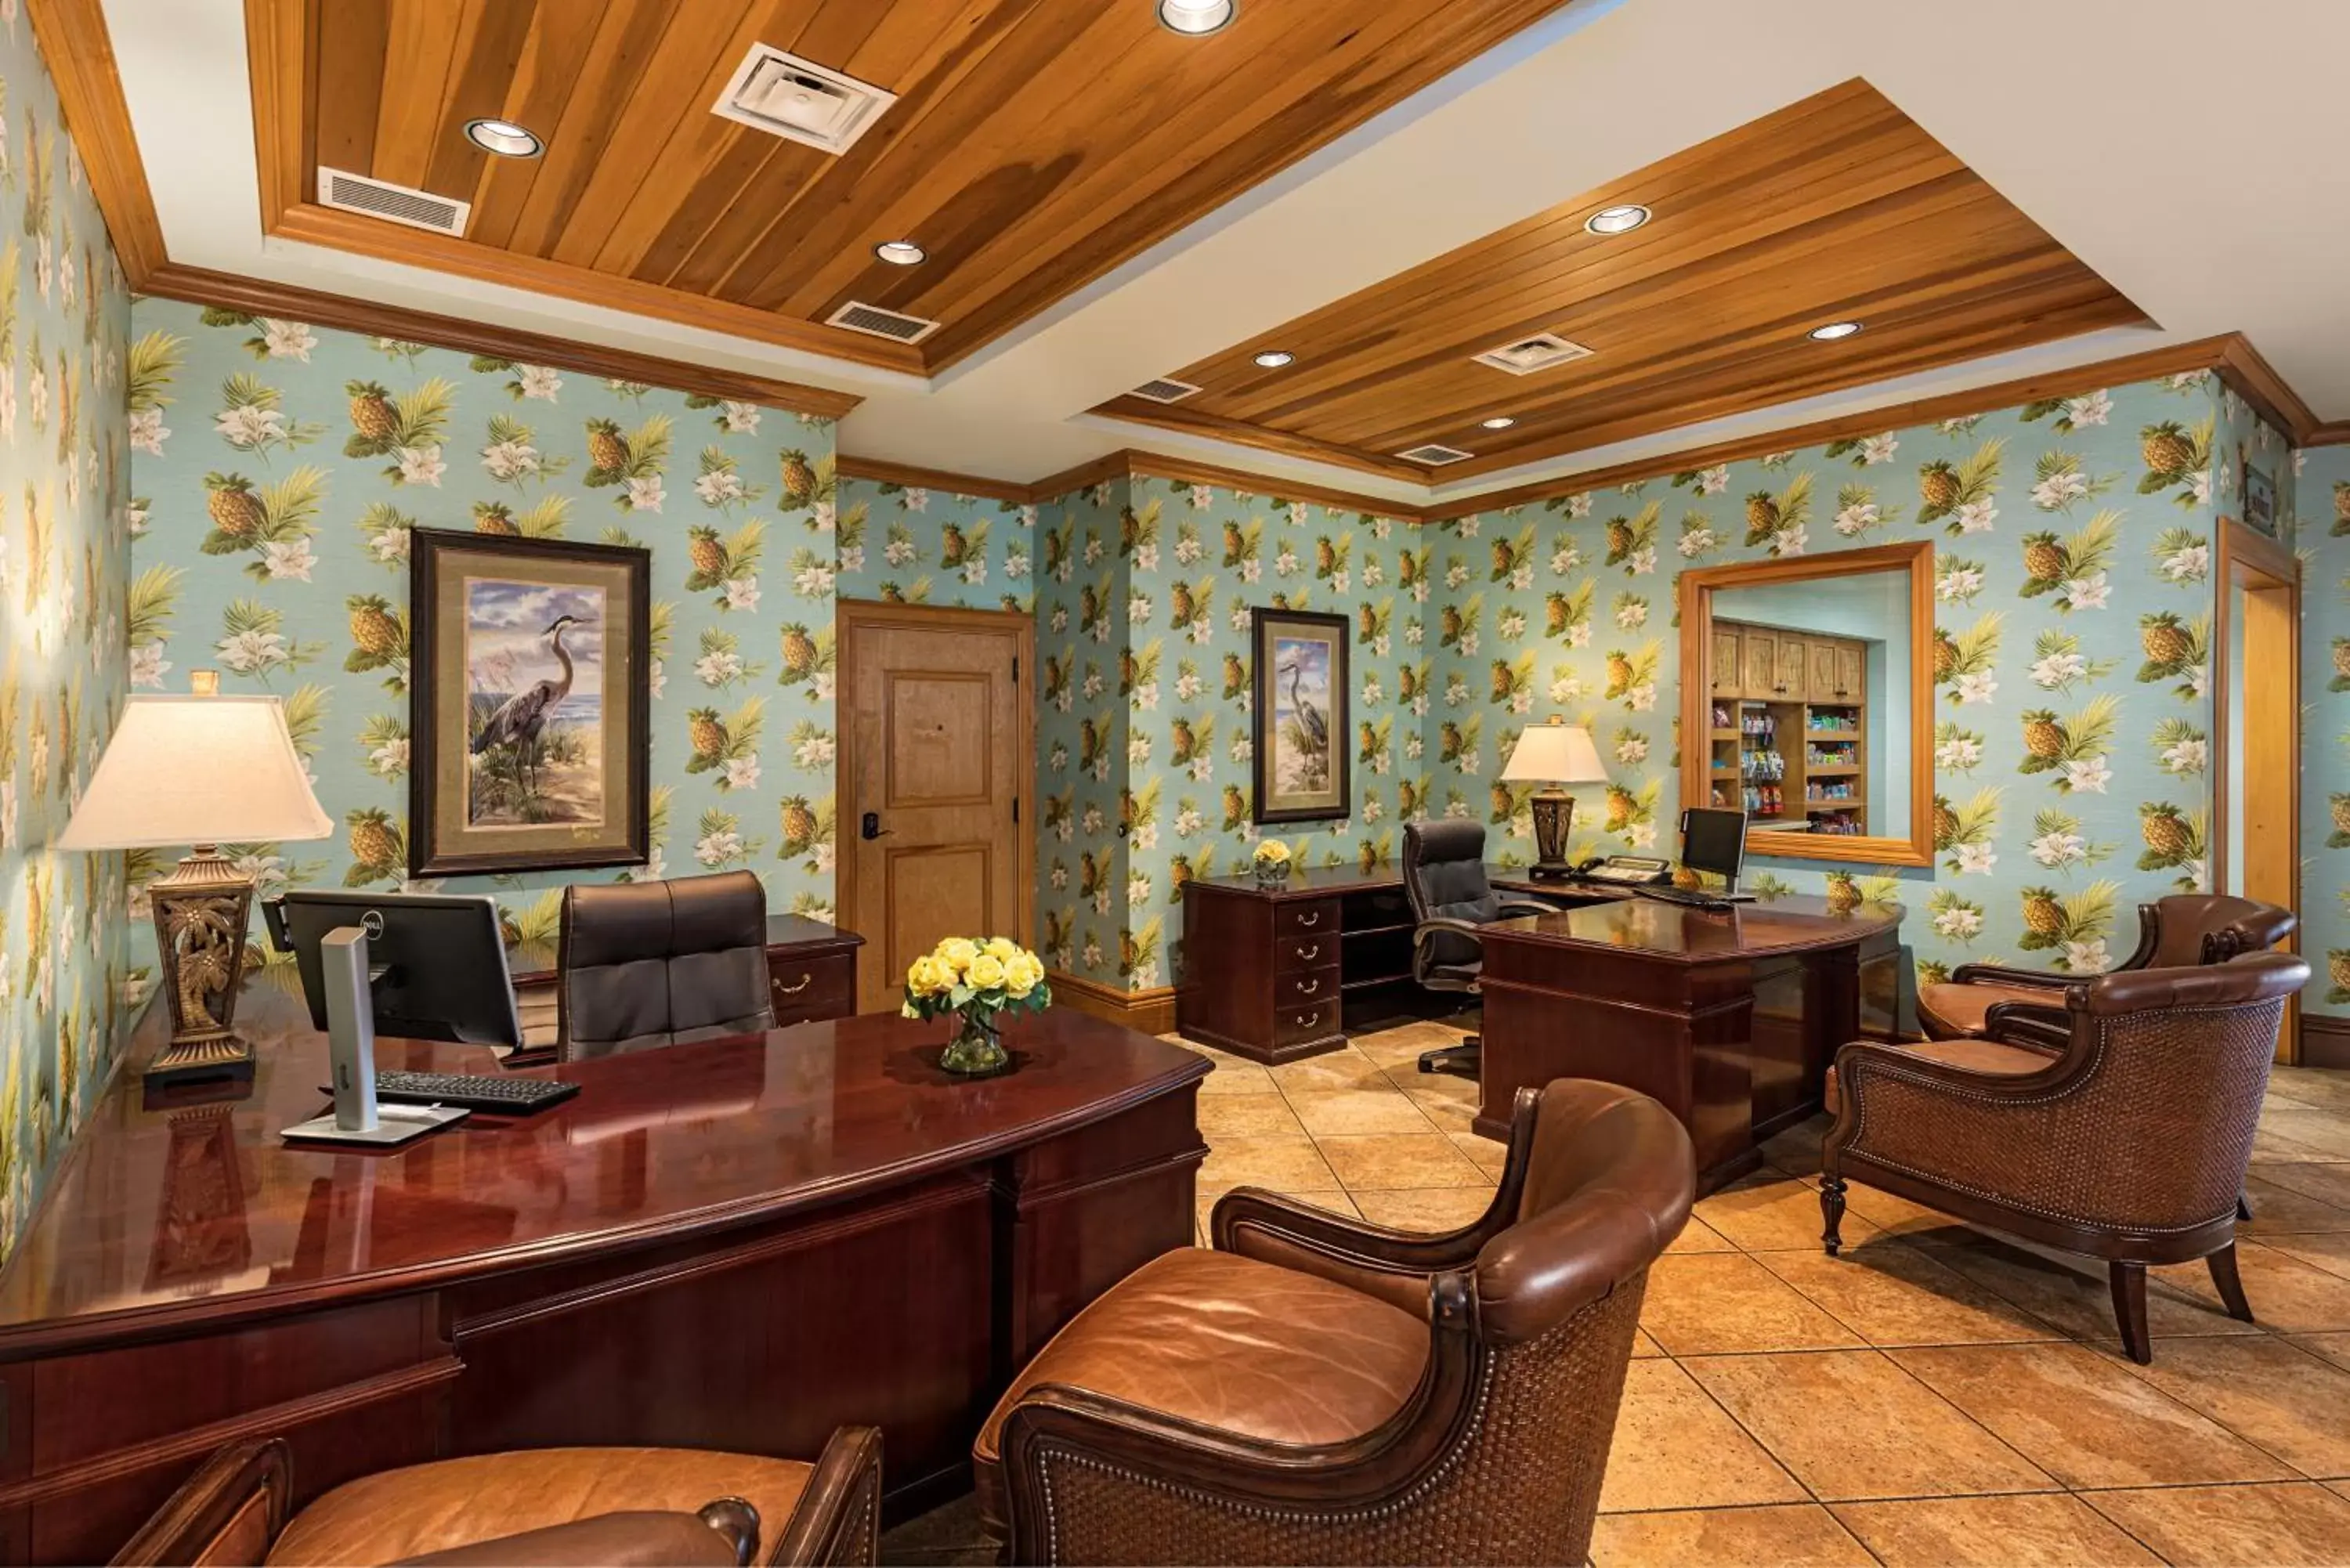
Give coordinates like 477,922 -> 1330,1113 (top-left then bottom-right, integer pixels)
1250,607 -> 1350,825
408,529 -> 651,878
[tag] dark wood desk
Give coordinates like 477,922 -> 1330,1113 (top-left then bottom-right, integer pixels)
510,914 -> 865,1048
0,989 -> 1206,1565
1480,895 -> 1904,1190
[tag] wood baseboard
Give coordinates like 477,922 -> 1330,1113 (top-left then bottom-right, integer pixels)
1050,971 -> 1177,1037
2300,1013 -> 2350,1069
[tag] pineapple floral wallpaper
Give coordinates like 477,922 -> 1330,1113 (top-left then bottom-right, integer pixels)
2301,443 -> 2350,1020
123,296 -> 844,973
0,12 -> 135,1259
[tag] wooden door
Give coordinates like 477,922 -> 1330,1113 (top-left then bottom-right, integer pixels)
2212,519 -> 2301,1060
1806,639 -> 1839,699
1741,628 -> 1778,698
1774,637 -> 1808,701
1711,625 -> 1742,696
1834,643 -> 1864,701
839,603 -> 1035,1014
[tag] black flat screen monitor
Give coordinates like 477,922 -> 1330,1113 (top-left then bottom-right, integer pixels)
1679,807 -> 1749,894
266,890 -> 522,1048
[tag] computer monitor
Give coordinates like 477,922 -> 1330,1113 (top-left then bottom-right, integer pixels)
1679,807 -> 1749,895
267,890 -> 522,1047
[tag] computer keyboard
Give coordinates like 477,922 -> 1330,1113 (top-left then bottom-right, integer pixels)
1633,884 -> 1735,913
371,1070 -> 580,1115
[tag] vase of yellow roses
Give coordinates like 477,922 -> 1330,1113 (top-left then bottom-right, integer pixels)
1252,839 -> 1292,887
902,935 -> 1053,1075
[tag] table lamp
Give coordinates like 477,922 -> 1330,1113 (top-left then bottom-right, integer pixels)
1500,716 -> 1608,881
59,674 -> 333,1085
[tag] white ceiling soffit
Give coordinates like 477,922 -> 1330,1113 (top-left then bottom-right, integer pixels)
99,0 -> 2350,499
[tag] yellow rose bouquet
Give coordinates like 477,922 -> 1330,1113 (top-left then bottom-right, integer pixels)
902,934 -> 1053,1075
1251,837 -> 1293,886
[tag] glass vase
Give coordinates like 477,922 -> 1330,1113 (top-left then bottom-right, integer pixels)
938,1010 -> 1008,1075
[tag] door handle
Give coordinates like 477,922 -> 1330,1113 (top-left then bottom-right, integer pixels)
860,811 -> 891,840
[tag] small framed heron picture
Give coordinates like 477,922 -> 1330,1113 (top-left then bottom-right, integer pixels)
1250,606 -> 1350,825
408,529 -> 651,877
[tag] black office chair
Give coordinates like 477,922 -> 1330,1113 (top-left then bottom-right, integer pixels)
1402,821 -> 1557,1076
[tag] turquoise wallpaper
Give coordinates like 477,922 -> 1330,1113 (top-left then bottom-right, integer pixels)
125,298 -> 841,965
0,11 -> 132,1258
2301,443 -> 2349,1016
833,475 -> 1036,616
1431,375 -> 2232,984
1033,481 -> 1126,985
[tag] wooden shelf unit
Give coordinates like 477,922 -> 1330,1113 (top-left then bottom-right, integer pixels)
1705,619 -> 1872,835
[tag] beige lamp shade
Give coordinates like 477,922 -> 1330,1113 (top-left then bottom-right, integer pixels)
57,692 -> 333,850
1499,717 -> 1608,786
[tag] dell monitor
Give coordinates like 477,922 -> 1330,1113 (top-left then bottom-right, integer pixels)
1679,807 -> 1749,897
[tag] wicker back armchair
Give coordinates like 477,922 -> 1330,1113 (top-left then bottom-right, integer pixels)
1824,951 -> 2308,1363
977,1078 -> 1694,1566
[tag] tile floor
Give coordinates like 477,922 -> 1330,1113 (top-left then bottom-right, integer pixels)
883,1019 -> 2350,1566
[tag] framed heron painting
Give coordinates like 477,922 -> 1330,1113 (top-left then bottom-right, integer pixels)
1250,606 -> 1350,825
408,529 -> 651,877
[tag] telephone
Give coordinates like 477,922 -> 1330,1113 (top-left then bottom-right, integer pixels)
1573,854 -> 1672,886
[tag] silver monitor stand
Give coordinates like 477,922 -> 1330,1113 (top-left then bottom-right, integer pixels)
280,922 -> 468,1147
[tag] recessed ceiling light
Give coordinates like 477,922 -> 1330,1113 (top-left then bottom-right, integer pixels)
1481,416 -> 1517,430
1584,204 -> 1650,236
1253,350 -> 1294,368
1810,320 -> 1863,341
464,117 -> 543,159
1158,0 -> 1236,34
874,240 -> 927,266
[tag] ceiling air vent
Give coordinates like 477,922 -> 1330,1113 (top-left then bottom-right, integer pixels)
1397,443 -> 1474,465
713,45 -> 898,155
826,301 -> 941,345
1130,378 -> 1203,405
1473,331 -> 1593,376
318,168 -> 469,237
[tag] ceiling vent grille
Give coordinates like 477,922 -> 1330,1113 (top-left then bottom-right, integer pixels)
1397,443 -> 1474,465
318,168 -> 469,237
826,301 -> 941,344
1130,378 -> 1203,405
713,45 -> 898,154
1473,331 -> 1593,375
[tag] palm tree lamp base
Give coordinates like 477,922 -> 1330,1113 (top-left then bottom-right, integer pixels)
143,847 -> 260,1088
1527,790 -> 1577,880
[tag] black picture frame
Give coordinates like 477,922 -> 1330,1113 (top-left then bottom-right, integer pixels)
408,529 -> 652,878
2241,450 -> 2279,537
1250,606 -> 1351,825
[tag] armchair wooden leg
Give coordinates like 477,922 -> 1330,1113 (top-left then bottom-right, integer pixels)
2236,1190 -> 2254,1223
2109,1262 -> 2152,1364
2207,1244 -> 2256,1324
1820,1176 -> 1846,1257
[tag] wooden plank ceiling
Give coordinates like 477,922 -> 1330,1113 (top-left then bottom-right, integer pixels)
1097,80 -> 2153,482
266,0 -> 1582,372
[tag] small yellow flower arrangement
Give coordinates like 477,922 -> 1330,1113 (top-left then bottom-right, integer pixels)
903,934 -> 1052,1074
1251,838 -> 1293,886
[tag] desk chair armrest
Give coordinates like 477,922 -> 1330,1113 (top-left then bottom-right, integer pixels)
1983,1001 -> 2072,1053
113,1438 -> 291,1566
1946,962 -> 2075,992
770,1425 -> 884,1566
1411,918 -> 1490,988
1212,1187 -> 1513,1316
1495,898 -> 1560,919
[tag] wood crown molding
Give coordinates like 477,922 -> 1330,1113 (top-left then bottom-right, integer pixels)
27,0 -> 165,287
835,457 -> 1033,508
139,263 -> 864,420
1025,450 -> 1430,521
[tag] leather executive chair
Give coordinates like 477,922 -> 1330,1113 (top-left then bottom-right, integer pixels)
112,1429 -> 883,1567
1401,819 -> 1558,1077
1823,950 -> 2308,1364
558,870 -> 776,1060
971,1078 -> 1695,1566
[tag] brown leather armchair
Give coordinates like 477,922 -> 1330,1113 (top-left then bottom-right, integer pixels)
113,1429 -> 881,1567
1917,894 -> 2294,1040
974,1078 -> 1694,1566
1823,951 -> 2308,1364
559,871 -> 776,1060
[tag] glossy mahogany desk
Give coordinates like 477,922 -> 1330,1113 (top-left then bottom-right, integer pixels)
1478,894 -> 1904,1191
0,988 -> 1207,1565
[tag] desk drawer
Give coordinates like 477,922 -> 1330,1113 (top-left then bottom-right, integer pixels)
1275,899 -> 1340,940
1275,932 -> 1335,973
1276,966 -> 1340,1009
769,951 -> 855,1025
1274,997 -> 1340,1048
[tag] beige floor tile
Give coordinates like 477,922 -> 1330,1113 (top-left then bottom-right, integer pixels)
1446,1129 -> 1510,1180
2252,1160 -> 2350,1214
1697,1173 -> 1878,1252
1664,1214 -> 1737,1254
1195,1093 -> 1307,1137
2153,1240 -> 2350,1332
2266,1068 -> 2350,1114
1313,1132 -> 1487,1190
1280,1087 -> 1437,1136
1267,1046 -> 1388,1094
2083,1483 -> 2350,1568
1594,1358 -> 1807,1513
1350,1024 -> 1467,1071
1590,1505 -> 1873,1568
2293,1331 -> 2350,1371
1758,1240 -> 2063,1347
1832,1492 -> 2158,1567
1390,1074 -> 1481,1134
2105,1333 -> 2350,1479
2244,1169 -> 2350,1233
1350,1187 -> 1495,1232
1759,1115 -> 1828,1177
1833,1180 -> 1966,1240
1913,1230 -> 2262,1347
2260,1108 -> 2350,1160
1640,1254 -> 1865,1355
2262,1230 -> 2350,1282
1684,1349 -> 2053,1501
2254,1123 -> 2342,1162
1890,1342 -> 2294,1490
1196,1059 -> 1279,1097
1197,1134 -> 1339,1192
1629,1327 -> 1664,1358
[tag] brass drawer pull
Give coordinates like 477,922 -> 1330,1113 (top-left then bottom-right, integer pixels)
775,973 -> 814,995
1296,912 -> 1321,927
1296,944 -> 1319,961
1296,978 -> 1319,995
1295,1013 -> 1316,1027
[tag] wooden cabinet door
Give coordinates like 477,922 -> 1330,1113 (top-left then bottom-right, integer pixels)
1774,638 -> 1808,701
1712,625 -> 1742,696
1741,628 -> 1778,697
1835,643 -> 1864,700
1807,640 -> 1839,699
